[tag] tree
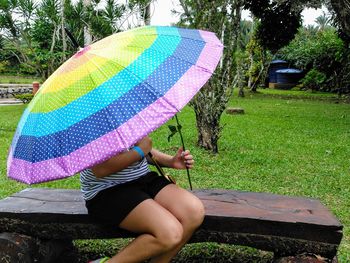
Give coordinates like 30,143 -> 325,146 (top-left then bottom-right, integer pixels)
175,0 -> 311,152
327,0 -> 350,42
280,27 -> 347,93
0,0 -> 48,77
244,0 -> 302,53
176,0 -> 244,153
246,31 -> 271,92
273,0 -> 350,43
0,0 -> 127,77
315,11 -> 331,31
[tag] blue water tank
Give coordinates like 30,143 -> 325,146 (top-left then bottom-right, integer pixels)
276,68 -> 304,84
268,60 -> 288,83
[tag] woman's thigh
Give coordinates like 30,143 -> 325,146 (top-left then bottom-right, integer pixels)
118,198 -> 183,237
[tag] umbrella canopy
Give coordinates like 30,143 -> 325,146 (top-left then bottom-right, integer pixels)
7,26 -> 223,184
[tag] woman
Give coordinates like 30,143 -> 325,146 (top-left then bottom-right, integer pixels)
81,136 -> 205,263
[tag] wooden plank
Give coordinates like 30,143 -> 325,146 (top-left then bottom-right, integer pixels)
194,189 -> 341,226
0,188 -> 343,258
0,188 -> 87,222
193,189 -> 343,244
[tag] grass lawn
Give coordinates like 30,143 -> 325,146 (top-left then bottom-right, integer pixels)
0,89 -> 349,262
0,74 -> 41,84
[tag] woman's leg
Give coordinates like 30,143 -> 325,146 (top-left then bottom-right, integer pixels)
108,198 -> 184,263
150,184 -> 205,263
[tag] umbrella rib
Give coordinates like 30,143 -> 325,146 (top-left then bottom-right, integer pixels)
83,53 -> 130,150
144,45 -> 215,74
90,43 -> 218,74
89,51 -> 181,114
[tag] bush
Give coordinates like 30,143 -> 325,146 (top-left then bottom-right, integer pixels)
280,27 -> 348,93
300,69 -> 326,92
0,61 -> 9,74
14,93 -> 34,104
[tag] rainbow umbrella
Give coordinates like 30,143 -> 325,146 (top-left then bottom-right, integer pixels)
7,26 -> 223,184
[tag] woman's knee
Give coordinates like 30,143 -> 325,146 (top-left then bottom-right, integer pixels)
183,198 -> 205,229
155,220 -> 183,251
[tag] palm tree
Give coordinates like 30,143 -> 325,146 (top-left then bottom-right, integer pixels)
315,11 -> 331,31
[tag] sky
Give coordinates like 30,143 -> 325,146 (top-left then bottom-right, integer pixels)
150,0 -> 328,26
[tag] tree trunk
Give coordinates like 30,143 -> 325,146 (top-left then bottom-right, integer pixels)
83,0 -> 92,46
179,1 -> 243,154
247,50 -> 254,90
61,0 -> 67,60
194,106 -> 220,153
192,80 -> 226,153
144,3 -> 151,25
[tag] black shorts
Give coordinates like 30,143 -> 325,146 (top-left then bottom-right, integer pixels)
85,172 -> 172,226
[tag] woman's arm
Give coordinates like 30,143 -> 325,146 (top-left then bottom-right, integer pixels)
92,137 -> 152,178
149,148 -> 194,170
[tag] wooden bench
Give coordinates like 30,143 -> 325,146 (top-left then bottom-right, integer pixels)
0,188 -> 343,262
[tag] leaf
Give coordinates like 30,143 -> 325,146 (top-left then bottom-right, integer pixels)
167,125 -> 178,142
168,125 -> 177,133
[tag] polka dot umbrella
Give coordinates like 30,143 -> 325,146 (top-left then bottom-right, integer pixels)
7,26 -> 223,185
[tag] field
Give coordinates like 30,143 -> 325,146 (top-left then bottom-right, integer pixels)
0,89 -> 349,262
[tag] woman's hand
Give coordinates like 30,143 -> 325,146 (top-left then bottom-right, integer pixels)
171,148 -> 194,170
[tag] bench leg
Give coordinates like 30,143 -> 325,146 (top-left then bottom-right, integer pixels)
0,232 -> 76,263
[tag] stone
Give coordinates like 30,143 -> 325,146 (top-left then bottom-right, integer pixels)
226,107 -> 245,115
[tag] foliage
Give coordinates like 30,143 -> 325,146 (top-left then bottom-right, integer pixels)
13,93 -> 34,104
280,26 -> 349,93
283,0 -> 350,43
0,0 -> 128,78
84,0 -> 125,40
245,21 -> 272,91
244,0 -> 302,52
0,61 -> 8,73
300,69 -> 327,91
281,27 -> 344,71
315,11 -> 331,30
128,0 -> 152,26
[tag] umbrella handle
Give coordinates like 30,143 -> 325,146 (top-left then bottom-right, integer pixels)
64,27 -> 80,49
175,115 -> 193,190
148,152 -> 176,184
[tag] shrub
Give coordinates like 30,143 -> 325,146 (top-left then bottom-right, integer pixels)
300,69 -> 326,92
14,93 -> 34,104
0,61 -> 9,74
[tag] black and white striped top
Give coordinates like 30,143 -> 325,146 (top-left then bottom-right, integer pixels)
80,157 -> 150,200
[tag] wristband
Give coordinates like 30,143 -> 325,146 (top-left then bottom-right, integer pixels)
132,146 -> 145,159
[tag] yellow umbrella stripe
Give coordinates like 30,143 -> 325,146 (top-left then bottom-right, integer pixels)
29,32 -> 157,113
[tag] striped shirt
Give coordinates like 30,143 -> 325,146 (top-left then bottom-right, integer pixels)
80,157 -> 150,200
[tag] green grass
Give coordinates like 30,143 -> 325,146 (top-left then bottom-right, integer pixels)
0,74 -> 40,84
0,89 -> 349,262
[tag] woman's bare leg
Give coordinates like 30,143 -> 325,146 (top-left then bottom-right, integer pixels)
108,199 -> 184,263
150,184 -> 205,263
